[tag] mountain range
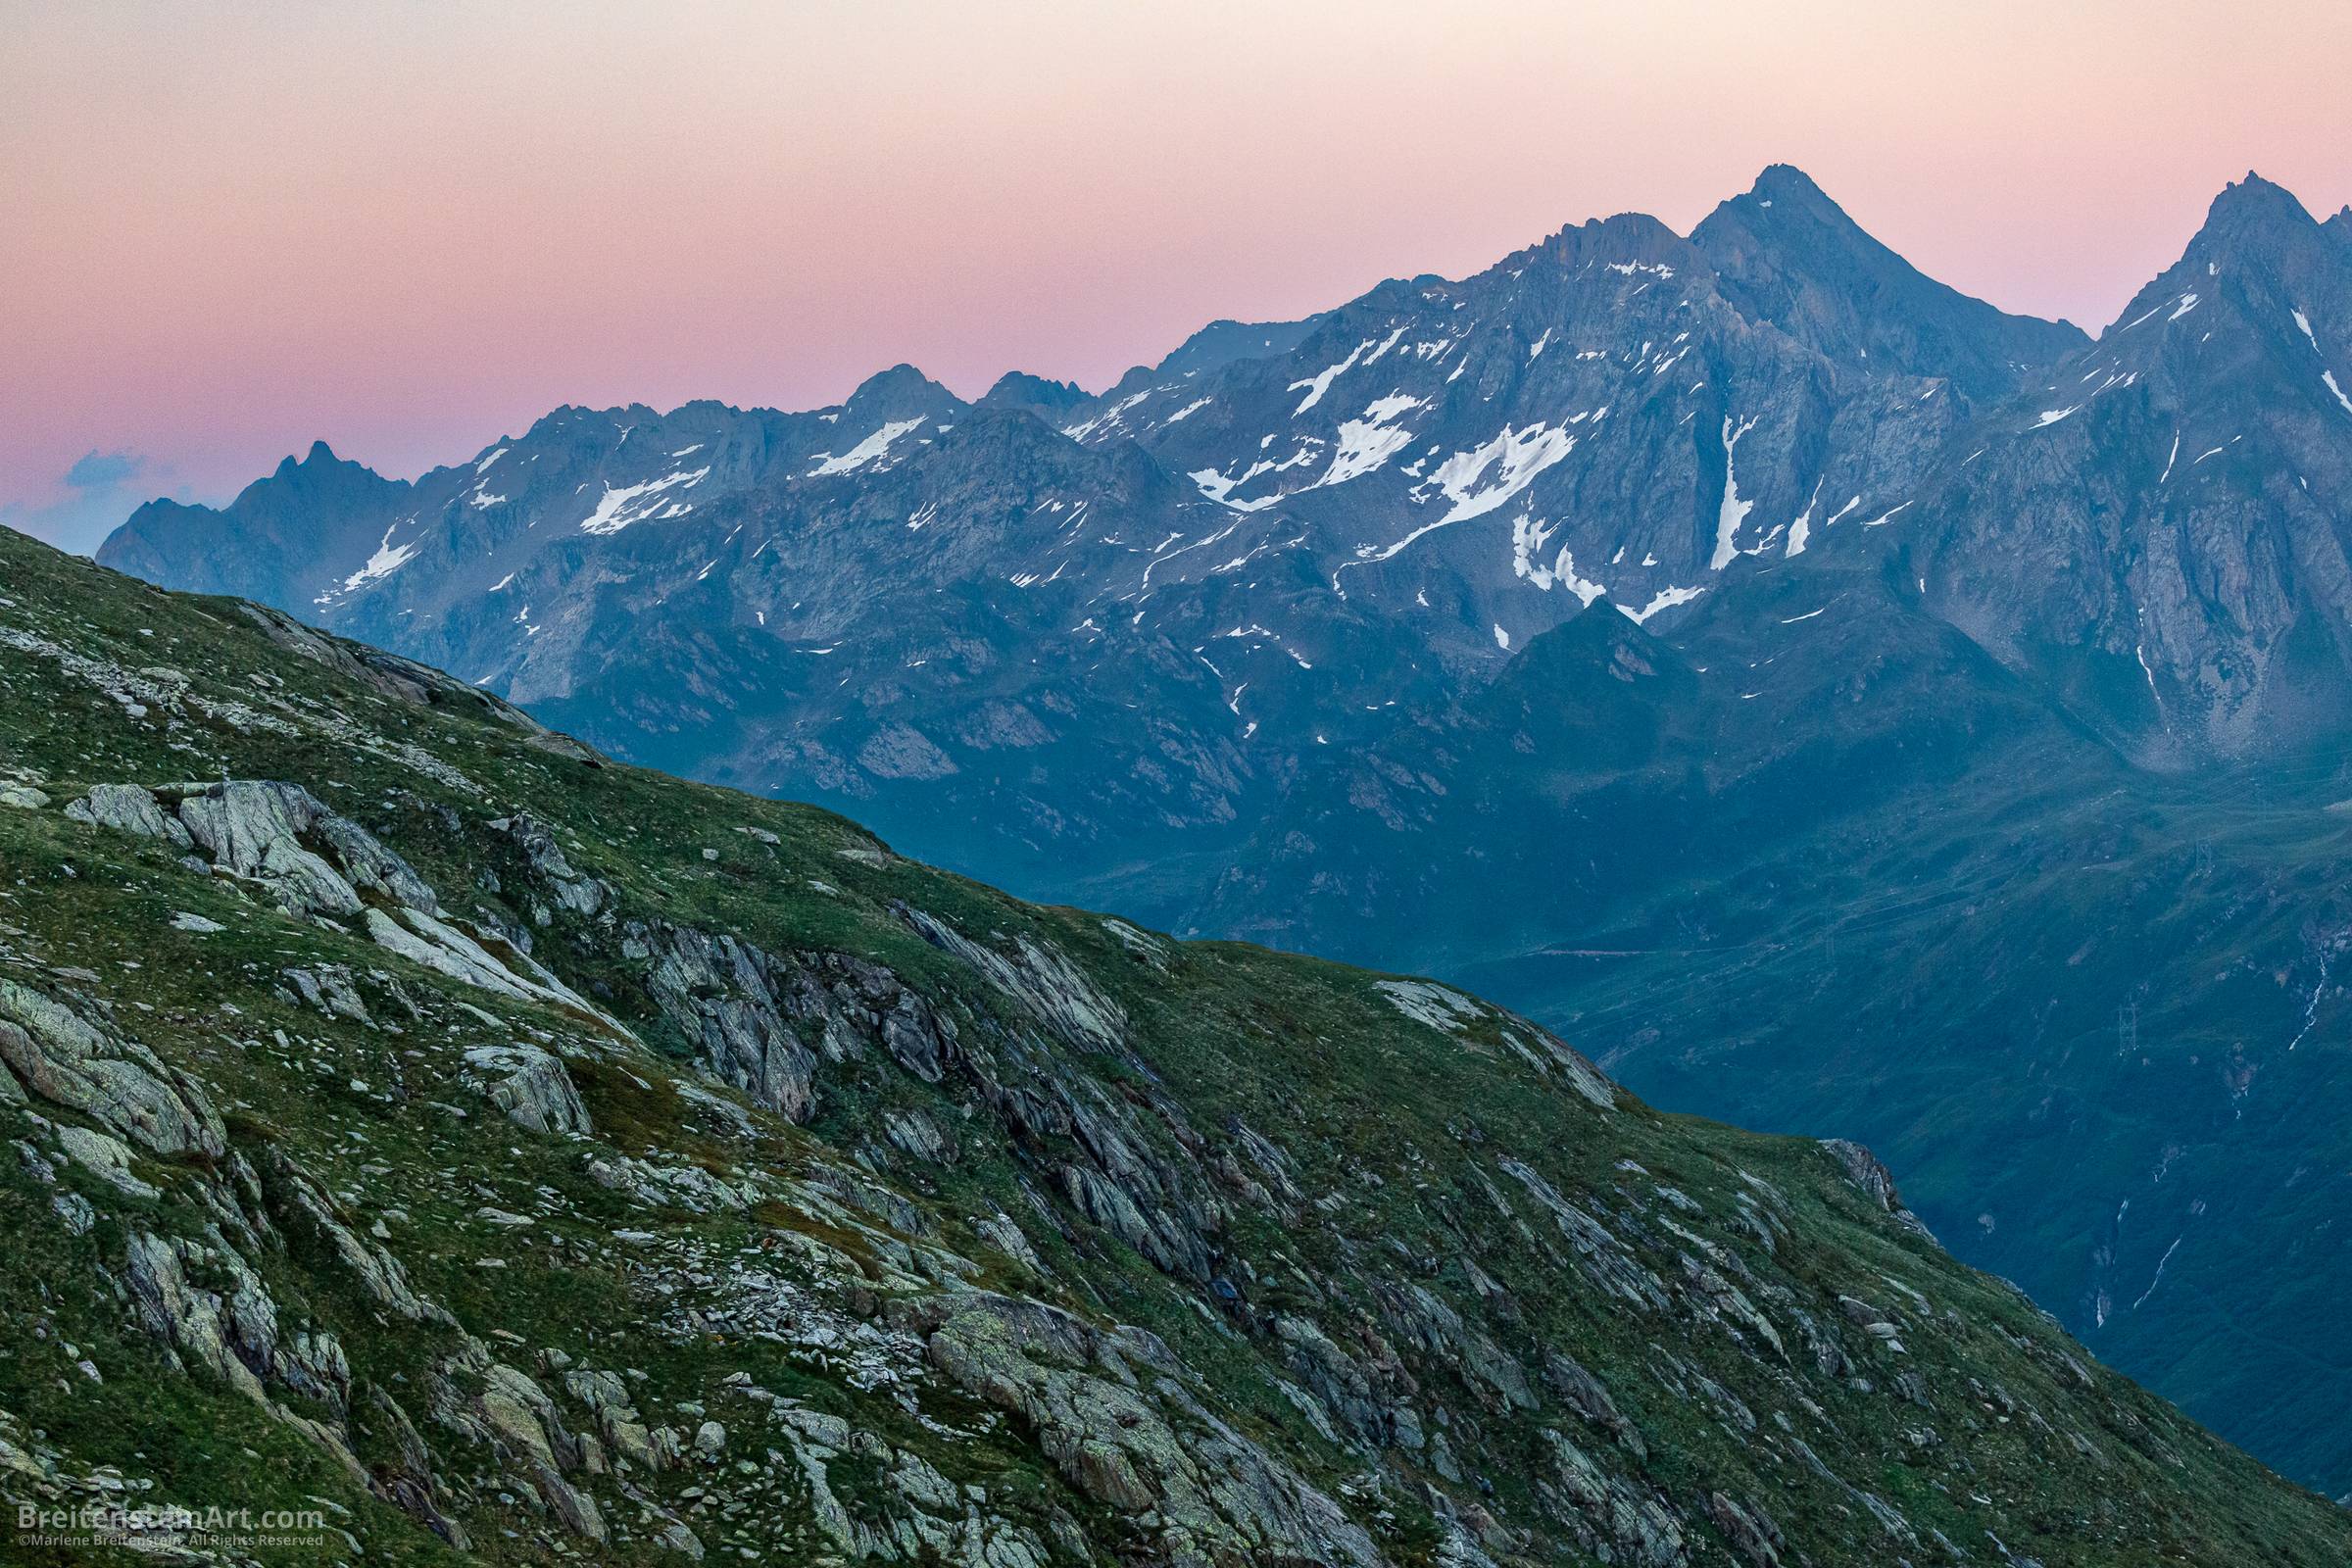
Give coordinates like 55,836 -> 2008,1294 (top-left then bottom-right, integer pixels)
90,165 -> 2352,1496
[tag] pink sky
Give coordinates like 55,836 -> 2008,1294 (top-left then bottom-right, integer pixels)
5,0 -> 2348,550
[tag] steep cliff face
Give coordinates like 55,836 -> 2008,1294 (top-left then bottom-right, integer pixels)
1908,173 -> 2352,760
6,524 -> 2347,1563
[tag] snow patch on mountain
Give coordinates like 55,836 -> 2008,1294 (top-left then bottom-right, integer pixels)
1710,416 -> 1760,569
1425,423 -> 1577,525
810,419 -> 922,475
1786,478 -> 1824,558
322,522 -> 418,603
1620,584 -> 1703,624
579,466 -> 710,535
1316,394 -> 1427,489
1289,338 -> 1374,415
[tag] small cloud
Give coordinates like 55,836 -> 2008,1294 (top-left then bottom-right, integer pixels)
64,448 -> 147,489
6,449 -> 185,557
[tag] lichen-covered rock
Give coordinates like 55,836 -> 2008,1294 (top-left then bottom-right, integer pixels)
906,1293 -> 1382,1567
461,1043 -> 591,1136
0,979 -> 225,1158
66,782 -> 188,845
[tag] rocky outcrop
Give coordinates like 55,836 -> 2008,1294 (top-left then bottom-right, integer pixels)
900,905 -> 1126,1053
174,779 -> 439,916
492,811 -> 610,917
461,1044 -> 591,1136
903,1293 -> 1383,1568
631,919 -> 875,1120
65,782 -> 191,846
0,980 -> 225,1159
1820,1138 -> 1934,1240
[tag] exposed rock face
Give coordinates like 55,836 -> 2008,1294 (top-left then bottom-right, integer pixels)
635,918 -> 871,1120
66,782 -> 190,846
899,904 -> 1127,1053
496,811 -> 609,915
903,1293 -> 1384,1568
1820,1138 -> 1932,1239
1905,173 -> 2352,757
174,779 -> 440,915
0,980 -> 225,1159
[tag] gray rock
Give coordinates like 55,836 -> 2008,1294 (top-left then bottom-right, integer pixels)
462,1044 -> 591,1137
899,906 -> 1126,1053
171,780 -> 440,920
68,782 -> 189,846
0,979 -> 225,1158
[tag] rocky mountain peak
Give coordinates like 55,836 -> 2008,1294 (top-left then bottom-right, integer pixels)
1529,208 -> 1690,273
2203,170 -> 2314,228
2099,171 -> 2346,345
841,362 -> 962,418
2164,171 -> 2327,278
1690,165 -> 2087,396
1740,161 -> 1841,215
250,441 -> 401,508
976,370 -> 1091,418
1694,164 -> 1877,255
271,438 -> 361,479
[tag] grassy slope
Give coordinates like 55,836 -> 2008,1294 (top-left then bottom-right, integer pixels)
2,522 -> 2347,1565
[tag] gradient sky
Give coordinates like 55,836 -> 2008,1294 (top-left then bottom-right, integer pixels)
5,0 -> 2348,552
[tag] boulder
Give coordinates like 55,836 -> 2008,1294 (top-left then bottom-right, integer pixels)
66,783 -> 191,847
462,1045 -> 591,1137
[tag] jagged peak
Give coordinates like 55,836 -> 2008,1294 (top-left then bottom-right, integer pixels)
273,438 -> 340,474
2107,172 -> 2334,334
2186,172 -> 2334,269
978,370 -> 1091,415
2209,170 -> 2312,216
1529,208 -> 1691,273
266,439 -> 388,486
1690,165 -> 2085,385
